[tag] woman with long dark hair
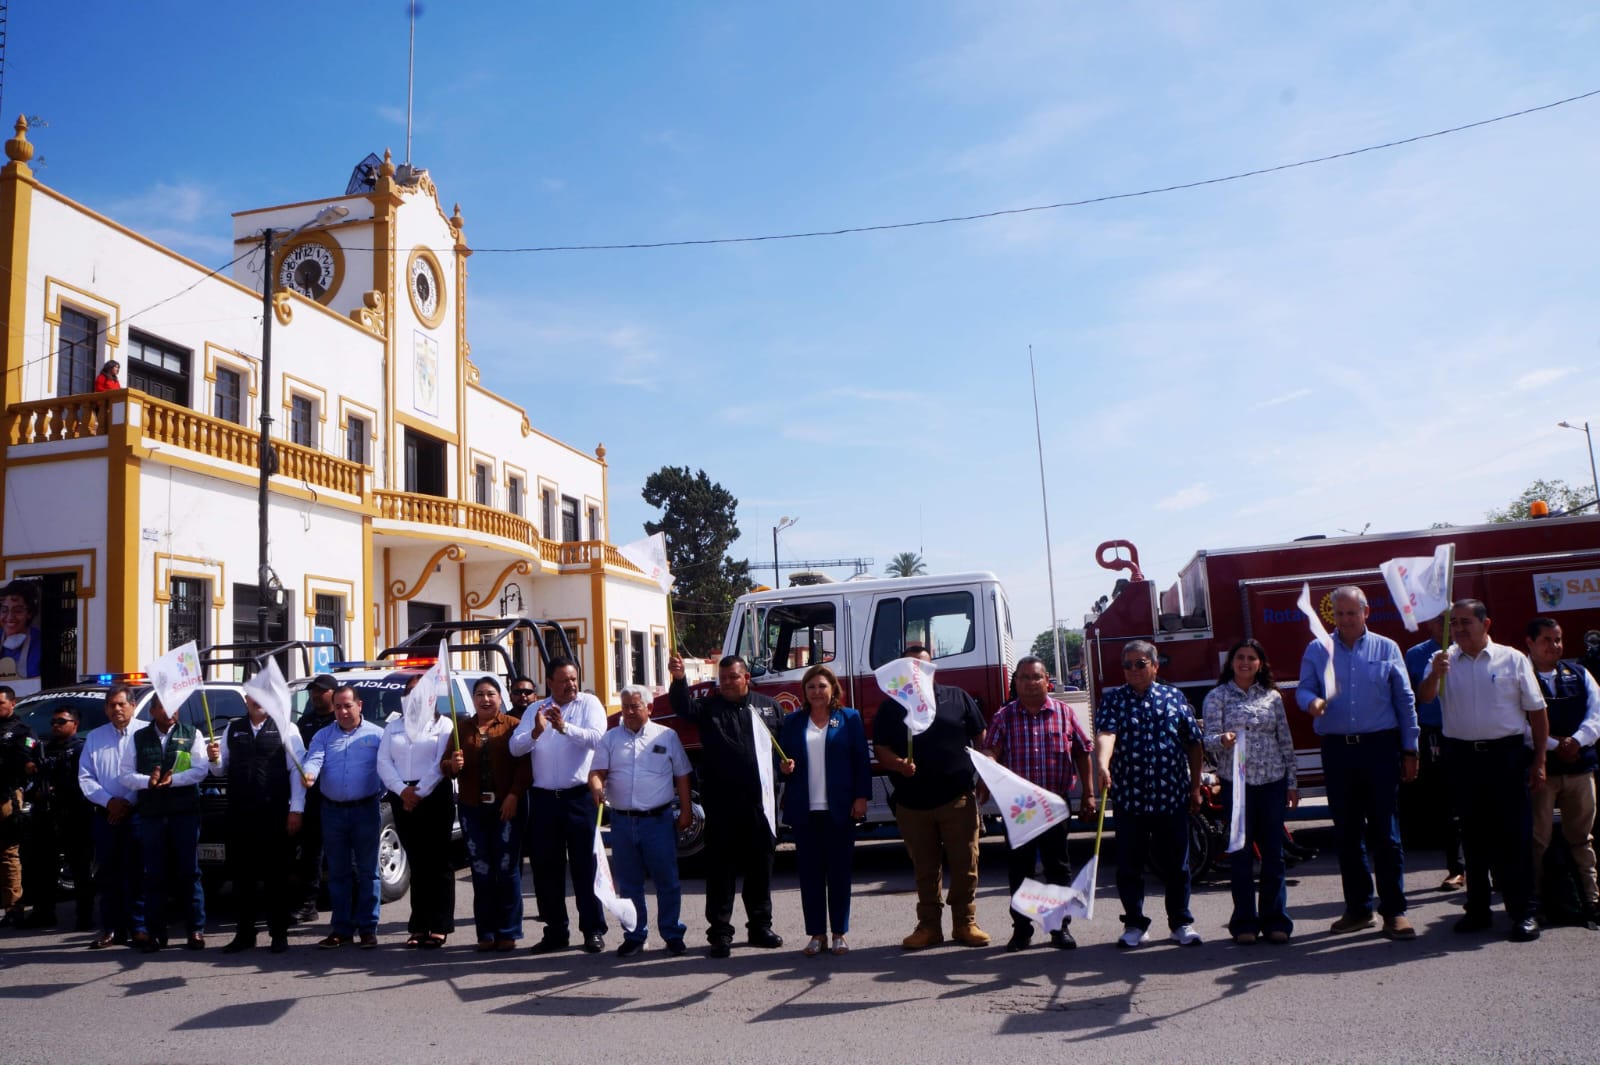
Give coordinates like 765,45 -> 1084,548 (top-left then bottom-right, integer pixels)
1202,638 -> 1298,944
777,664 -> 870,956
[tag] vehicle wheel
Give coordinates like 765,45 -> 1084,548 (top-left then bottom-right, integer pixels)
378,804 -> 411,902
673,791 -> 706,859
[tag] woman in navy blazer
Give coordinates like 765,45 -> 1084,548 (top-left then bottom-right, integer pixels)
778,664 -> 871,956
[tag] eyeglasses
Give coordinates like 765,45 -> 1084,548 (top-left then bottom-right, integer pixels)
1121,660 -> 1153,670
512,689 -> 537,697
51,718 -> 74,726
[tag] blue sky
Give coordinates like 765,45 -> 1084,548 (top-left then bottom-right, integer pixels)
9,2 -> 1599,646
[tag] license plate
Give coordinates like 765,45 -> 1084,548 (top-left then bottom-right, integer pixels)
197,843 -> 226,863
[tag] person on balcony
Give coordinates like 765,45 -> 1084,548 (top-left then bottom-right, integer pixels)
93,360 -> 121,392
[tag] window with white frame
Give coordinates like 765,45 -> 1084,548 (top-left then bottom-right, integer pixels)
289,394 -> 316,447
214,366 -> 244,424
508,475 -> 524,517
58,307 -> 102,396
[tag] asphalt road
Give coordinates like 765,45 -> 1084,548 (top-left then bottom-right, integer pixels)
3,822 -> 1595,1065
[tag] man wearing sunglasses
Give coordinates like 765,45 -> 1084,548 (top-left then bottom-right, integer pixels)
23,706 -> 92,930
1093,642 -> 1204,949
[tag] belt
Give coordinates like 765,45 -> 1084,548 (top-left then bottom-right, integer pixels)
324,793 -> 382,808
533,784 -> 589,799
1445,734 -> 1524,752
612,804 -> 671,818
1326,729 -> 1399,745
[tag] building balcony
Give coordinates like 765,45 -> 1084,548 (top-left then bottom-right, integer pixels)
373,489 -> 540,547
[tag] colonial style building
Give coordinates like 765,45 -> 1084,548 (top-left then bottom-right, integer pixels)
0,117 -> 668,701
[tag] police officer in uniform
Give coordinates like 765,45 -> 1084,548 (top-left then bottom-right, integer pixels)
23,704 -> 92,929
0,684 -> 38,929
208,691 -> 306,953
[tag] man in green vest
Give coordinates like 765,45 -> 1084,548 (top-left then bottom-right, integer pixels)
118,695 -> 210,952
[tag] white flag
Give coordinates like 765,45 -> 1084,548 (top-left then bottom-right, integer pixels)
1297,583 -> 1338,700
591,825 -> 638,932
146,640 -> 204,715
1379,544 -> 1455,633
1064,856 -> 1098,920
616,533 -> 674,594
967,748 -> 1072,848
751,708 -> 778,839
1225,731 -> 1248,854
874,656 -> 938,736
401,660 -> 445,742
244,657 -> 293,738
435,639 -> 459,727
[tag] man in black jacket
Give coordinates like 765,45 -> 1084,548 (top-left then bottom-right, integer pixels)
23,704 -> 92,929
667,653 -> 783,957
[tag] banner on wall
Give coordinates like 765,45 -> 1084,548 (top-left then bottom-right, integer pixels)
1534,568 -> 1600,612
412,331 -> 439,417
0,577 -> 46,696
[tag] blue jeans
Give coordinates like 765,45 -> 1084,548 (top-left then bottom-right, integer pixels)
793,812 -> 857,936
1224,778 -> 1293,936
1114,806 -> 1194,932
1322,731 -> 1407,918
91,812 -> 143,937
135,811 -> 204,937
460,804 -> 525,941
609,810 -> 685,944
322,797 -> 382,936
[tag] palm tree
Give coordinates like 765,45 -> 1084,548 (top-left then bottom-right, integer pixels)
885,552 -> 927,578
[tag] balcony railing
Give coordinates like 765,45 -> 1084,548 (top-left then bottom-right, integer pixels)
5,392 -> 112,444
374,490 -> 539,547
5,389 -> 364,497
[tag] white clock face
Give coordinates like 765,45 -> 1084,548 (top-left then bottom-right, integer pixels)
410,256 -> 441,318
279,242 -> 337,299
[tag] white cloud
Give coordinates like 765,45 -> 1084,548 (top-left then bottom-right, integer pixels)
1157,483 -> 1214,511
1253,387 -> 1313,410
1515,367 -> 1575,391
101,182 -> 232,257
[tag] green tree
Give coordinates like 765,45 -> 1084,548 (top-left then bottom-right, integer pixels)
1029,626 -> 1084,680
884,552 -> 927,578
1486,478 -> 1588,522
642,466 -> 751,656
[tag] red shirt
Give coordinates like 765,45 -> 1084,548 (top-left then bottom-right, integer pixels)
983,696 -> 1090,795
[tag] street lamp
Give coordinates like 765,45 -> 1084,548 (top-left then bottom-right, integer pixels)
772,516 -> 798,589
256,204 -> 349,640
1557,420 -> 1599,515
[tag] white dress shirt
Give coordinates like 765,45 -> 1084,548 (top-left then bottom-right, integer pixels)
592,719 -> 689,810
117,723 -> 212,793
78,719 -> 149,808
206,717 -> 308,813
1439,639 -> 1546,741
376,715 -> 452,798
508,692 -> 605,788
805,718 -> 828,811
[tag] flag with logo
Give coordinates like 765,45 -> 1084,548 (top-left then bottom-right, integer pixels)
401,659 -> 445,742
752,708 -> 778,839
1297,583 -> 1337,700
1225,731 -> 1248,853
243,657 -> 306,766
617,532 -> 674,594
1379,543 -> 1456,633
874,656 -> 938,736
967,748 -> 1071,847
591,825 -> 638,932
146,641 -> 204,716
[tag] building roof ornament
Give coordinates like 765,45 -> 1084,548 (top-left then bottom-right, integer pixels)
5,115 -> 35,164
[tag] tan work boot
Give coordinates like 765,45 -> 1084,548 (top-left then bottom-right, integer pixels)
902,924 -> 945,950
951,921 -> 991,947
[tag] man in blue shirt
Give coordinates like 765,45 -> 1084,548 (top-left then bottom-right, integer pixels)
1297,586 -> 1420,939
1400,618 -> 1464,890
302,685 -> 386,949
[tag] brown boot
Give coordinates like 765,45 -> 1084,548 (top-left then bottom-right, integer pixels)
901,924 -> 944,950
951,921 -> 991,947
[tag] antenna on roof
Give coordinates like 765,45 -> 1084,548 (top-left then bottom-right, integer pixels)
405,0 -> 420,164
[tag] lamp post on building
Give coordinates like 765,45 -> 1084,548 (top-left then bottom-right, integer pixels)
772,516 -> 798,590
256,205 -> 349,641
1557,420 -> 1599,514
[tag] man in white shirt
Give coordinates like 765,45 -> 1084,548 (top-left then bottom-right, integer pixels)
77,685 -> 148,948
1420,598 -> 1548,942
590,685 -> 692,958
1524,617 -> 1600,926
510,657 -> 607,953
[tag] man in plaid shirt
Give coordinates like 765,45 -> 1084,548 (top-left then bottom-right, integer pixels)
982,656 -> 1095,951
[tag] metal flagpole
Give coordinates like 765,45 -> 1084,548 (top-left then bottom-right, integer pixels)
1028,346 -> 1067,683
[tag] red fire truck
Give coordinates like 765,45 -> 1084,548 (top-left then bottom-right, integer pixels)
1083,514 -> 1600,796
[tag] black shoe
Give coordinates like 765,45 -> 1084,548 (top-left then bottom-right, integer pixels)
530,935 -> 570,954
1049,929 -> 1077,950
747,928 -> 783,949
24,909 -> 58,929
708,939 -> 732,959
136,936 -> 161,955
1509,918 -> 1540,943
665,938 -> 686,956
1005,929 -> 1033,952
0,909 -> 24,929
221,936 -> 258,954
292,903 -> 319,924
1454,913 -> 1492,934
616,939 -> 644,958
269,936 -> 289,954
582,933 -> 604,954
